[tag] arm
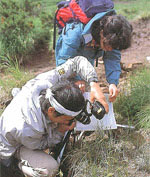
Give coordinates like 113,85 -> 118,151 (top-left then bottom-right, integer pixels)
103,49 -> 121,102
25,56 -> 108,112
33,56 -> 98,86
53,56 -> 109,112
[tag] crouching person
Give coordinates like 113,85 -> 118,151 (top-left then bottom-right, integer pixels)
1,80 -> 85,177
0,56 -> 108,177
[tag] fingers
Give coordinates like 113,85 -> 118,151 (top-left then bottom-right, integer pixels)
109,88 -> 116,102
78,83 -> 85,93
99,99 -> 109,113
109,84 -> 119,102
68,121 -> 76,130
90,82 -> 109,113
75,80 -> 86,93
109,96 -> 116,102
109,87 -> 114,97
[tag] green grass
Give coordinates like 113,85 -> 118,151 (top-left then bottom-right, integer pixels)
0,69 -> 34,94
0,0 -> 54,63
35,0 -> 58,14
136,105 -> 150,129
114,67 -> 150,128
65,129 -> 150,177
0,59 -> 34,115
114,0 -> 150,20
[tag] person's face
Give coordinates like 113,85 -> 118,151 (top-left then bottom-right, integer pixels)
100,31 -> 113,51
47,107 -> 74,124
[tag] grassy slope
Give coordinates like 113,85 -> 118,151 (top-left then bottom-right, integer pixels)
114,0 -> 150,20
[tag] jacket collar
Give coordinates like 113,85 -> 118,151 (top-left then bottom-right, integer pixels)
82,10 -> 116,44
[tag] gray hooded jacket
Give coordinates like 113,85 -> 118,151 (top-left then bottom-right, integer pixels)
0,56 -> 98,159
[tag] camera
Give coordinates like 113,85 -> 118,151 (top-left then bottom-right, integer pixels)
74,100 -> 106,125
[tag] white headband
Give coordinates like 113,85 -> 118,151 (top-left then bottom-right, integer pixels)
45,88 -> 82,116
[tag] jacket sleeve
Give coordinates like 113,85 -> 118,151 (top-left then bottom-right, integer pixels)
103,49 -> 121,85
20,124 -> 64,150
20,127 -> 64,150
34,56 -> 98,86
55,22 -> 84,66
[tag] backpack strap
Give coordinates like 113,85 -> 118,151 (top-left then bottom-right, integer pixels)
53,1 -> 70,50
53,10 -> 58,50
53,3 -> 80,50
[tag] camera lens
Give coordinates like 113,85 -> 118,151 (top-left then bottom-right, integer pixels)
75,112 -> 91,124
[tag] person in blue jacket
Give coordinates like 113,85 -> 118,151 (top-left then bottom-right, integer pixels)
55,10 -> 133,102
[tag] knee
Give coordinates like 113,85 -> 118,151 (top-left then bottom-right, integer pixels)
46,159 -> 59,177
19,159 -> 59,177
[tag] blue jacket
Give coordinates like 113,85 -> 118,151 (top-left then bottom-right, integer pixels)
55,10 -> 121,85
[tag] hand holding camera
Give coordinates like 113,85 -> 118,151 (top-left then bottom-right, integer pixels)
73,99 -> 106,125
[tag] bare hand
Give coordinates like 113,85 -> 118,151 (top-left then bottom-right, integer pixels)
90,82 -> 109,113
109,84 -> 119,102
74,80 -> 86,93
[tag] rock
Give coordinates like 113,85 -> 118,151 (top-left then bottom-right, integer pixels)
146,56 -> 150,62
121,62 -> 143,71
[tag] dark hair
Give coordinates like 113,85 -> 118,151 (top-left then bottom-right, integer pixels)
91,14 -> 133,50
51,80 -> 85,111
39,90 -> 51,113
40,81 -> 85,113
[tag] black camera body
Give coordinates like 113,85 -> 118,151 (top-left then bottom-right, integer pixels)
91,100 -> 106,120
74,100 -> 106,125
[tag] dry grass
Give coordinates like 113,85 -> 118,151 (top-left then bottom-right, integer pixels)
62,129 -> 150,177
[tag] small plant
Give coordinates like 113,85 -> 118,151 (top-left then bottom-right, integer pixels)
136,105 -> 150,129
64,130 -> 130,177
0,57 -> 34,115
114,68 -> 150,124
61,128 -> 150,177
0,0 -> 53,63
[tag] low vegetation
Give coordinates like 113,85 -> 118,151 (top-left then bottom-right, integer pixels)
0,58 -> 34,115
114,68 -> 150,129
0,0 -> 150,176
64,68 -> 150,177
0,0 -> 54,63
114,0 -> 150,20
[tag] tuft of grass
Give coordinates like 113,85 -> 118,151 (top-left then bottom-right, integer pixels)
136,105 -> 150,129
0,0 -> 53,63
65,130 -> 131,177
114,68 -> 150,125
0,58 -> 34,115
62,129 -> 150,177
